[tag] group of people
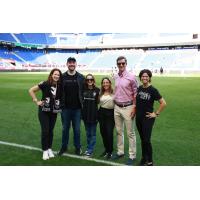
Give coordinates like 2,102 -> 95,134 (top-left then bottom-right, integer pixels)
29,56 -> 166,166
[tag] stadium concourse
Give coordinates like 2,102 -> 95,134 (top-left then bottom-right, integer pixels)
0,33 -> 200,76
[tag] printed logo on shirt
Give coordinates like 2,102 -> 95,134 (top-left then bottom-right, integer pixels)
65,80 -> 77,83
42,97 -> 51,112
93,91 -> 96,97
45,97 -> 50,104
138,91 -> 151,100
55,100 -> 60,106
51,86 -> 56,96
54,100 -> 60,109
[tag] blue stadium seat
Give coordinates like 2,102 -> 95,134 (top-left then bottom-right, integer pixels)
0,33 -> 16,42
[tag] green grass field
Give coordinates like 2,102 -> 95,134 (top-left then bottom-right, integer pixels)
0,72 -> 200,166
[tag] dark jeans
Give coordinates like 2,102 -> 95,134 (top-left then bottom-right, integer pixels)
98,107 -> 115,154
84,122 -> 97,154
136,115 -> 155,162
61,108 -> 81,150
38,108 -> 57,151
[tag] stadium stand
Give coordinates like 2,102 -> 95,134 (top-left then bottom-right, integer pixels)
112,33 -> 148,39
1,33 -> 200,74
0,33 -> 16,43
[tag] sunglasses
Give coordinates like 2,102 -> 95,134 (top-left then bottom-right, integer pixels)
86,78 -> 94,82
117,62 -> 126,66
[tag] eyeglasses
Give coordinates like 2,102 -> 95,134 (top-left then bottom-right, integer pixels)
86,78 -> 94,82
117,62 -> 126,66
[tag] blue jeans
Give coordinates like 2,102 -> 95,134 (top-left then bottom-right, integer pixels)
61,108 -> 81,150
84,122 -> 97,154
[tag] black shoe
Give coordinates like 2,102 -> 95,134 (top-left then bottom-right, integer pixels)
112,153 -> 125,160
100,151 -> 107,157
75,148 -> 82,155
126,158 -> 136,166
58,147 -> 67,156
106,153 -> 112,159
145,161 -> 154,166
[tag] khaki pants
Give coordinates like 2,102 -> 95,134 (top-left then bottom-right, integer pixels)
114,104 -> 136,159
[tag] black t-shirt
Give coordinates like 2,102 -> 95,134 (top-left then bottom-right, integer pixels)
63,72 -> 81,109
82,87 -> 100,123
38,81 -> 61,113
136,85 -> 162,117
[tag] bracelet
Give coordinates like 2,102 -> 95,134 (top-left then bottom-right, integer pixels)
33,98 -> 38,102
155,112 -> 160,117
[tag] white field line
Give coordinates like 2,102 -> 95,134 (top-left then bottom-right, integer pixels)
0,140 -> 124,166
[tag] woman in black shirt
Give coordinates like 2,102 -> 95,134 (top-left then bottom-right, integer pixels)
136,69 -> 166,166
82,74 -> 100,157
29,68 -> 62,160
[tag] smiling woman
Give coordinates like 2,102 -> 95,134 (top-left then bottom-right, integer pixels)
28,68 -> 62,160
98,77 -> 115,159
136,69 -> 167,166
82,73 -> 100,157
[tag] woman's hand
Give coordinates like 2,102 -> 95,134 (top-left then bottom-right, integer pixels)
36,100 -> 44,106
146,112 -> 157,118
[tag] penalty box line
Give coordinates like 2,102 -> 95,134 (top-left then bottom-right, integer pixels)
0,140 -> 124,166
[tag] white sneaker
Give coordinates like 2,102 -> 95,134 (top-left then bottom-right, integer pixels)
48,149 -> 55,158
43,150 -> 49,160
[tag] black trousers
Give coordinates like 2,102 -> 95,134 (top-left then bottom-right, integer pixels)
136,115 -> 155,162
38,108 -> 57,151
98,107 -> 115,154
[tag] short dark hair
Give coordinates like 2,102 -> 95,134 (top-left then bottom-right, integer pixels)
139,69 -> 152,82
116,56 -> 127,64
67,57 -> 76,63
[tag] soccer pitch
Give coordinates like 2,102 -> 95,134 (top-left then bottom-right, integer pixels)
0,73 -> 200,166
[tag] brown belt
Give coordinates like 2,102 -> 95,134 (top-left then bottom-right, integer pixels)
115,101 -> 133,108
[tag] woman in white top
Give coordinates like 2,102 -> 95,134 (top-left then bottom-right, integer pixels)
98,77 -> 115,159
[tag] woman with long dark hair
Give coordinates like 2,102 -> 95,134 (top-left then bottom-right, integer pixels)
98,77 -> 115,159
82,74 -> 100,157
29,68 -> 62,160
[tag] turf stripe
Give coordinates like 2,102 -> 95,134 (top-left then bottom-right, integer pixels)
0,140 -> 124,166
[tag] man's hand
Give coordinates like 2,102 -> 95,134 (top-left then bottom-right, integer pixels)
130,107 -> 136,118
